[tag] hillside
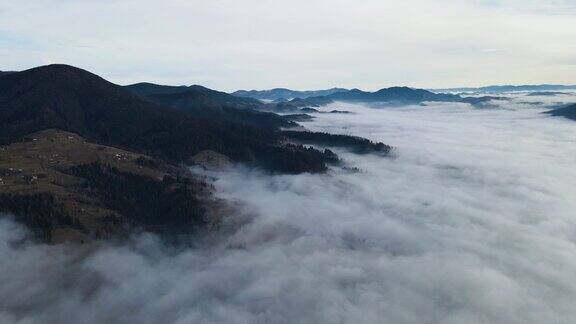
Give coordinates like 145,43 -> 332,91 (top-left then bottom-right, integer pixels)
125,83 -> 290,128
545,104 -> 576,120
232,87 -> 348,101
331,87 -> 461,103
272,86 -> 500,110
0,64 -> 335,174
0,129 -> 220,243
0,64 -> 395,244
282,131 -> 392,154
126,83 -> 263,108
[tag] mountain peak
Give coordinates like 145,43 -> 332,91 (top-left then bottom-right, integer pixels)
21,64 -> 95,77
1,64 -> 115,93
375,86 -> 416,92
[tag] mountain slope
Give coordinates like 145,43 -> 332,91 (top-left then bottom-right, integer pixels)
545,104 -> 576,121
0,64 -> 334,174
127,82 -> 262,108
330,87 -> 461,103
434,84 -> 576,93
232,88 -> 349,101
125,83 -> 290,128
0,71 -> 15,78
277,86 -> 498,108
0,129 -> 215,243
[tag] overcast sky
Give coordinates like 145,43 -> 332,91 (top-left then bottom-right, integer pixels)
1,0 -> 575,91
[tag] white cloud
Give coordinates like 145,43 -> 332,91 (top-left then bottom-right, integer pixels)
2,97 -> 576,323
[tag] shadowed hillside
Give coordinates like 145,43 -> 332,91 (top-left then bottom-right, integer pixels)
0,129 -> 216,243
232,87 -> 349,101
0,64 -> 334,174
126,82 -> 263,108
262,86 -> 504,110
283,131 -> 392,154
546,104 -> 576,120
125,83 -> 292,128
0,64 -> 394,244
0,71 -> 15,77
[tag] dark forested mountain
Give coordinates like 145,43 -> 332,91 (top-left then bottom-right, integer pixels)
0,71 -> 15,77
159,84 -> 501,115
273,86 -> 501,109
546,104 -> 576,121
526,91 -> 573,96
125,82 -> 290,128
127,82 -> 262,108
232,88 -> 349,101
0,64 -> 396,243
282,131 -> 392,154
434,84 -> 576,93
123,82 -> 189,96
0,129 -> 215,243
0,64 -> 336,174
330,87 -> 461,103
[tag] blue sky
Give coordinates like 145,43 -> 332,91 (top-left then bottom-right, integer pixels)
1,0 -> 575,91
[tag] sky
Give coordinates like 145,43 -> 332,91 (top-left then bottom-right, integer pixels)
1,0 -> 575,91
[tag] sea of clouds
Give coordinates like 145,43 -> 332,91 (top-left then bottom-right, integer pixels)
1,92 -> 576,324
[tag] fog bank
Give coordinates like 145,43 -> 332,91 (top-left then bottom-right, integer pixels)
2,97 -> 576,323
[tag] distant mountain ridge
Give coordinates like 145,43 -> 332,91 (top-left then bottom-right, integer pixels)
268,86 -> 503,110
124,82 -> 290,128
232,88 -> 349,101
327,87 -> 462,103
127,82 -> 262,107
434,84 -> 576,93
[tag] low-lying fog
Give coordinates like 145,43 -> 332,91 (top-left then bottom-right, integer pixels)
2,93 -> 576,324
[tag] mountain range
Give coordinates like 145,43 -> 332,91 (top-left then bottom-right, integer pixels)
10,65 -> 572,245
0,64 -> 351,173
1,64 -> 573,245
433,84 -> 576,93
139,84 -> 503,115
124,83 -> 291,128
259,86 -> 504,111
0,64 -> 390,243
232,88 -> 348,101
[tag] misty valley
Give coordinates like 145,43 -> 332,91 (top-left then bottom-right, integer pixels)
0,63 -> 575,323
5,0 -> 576,322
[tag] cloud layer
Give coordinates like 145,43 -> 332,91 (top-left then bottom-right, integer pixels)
2,95 -> 576,323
